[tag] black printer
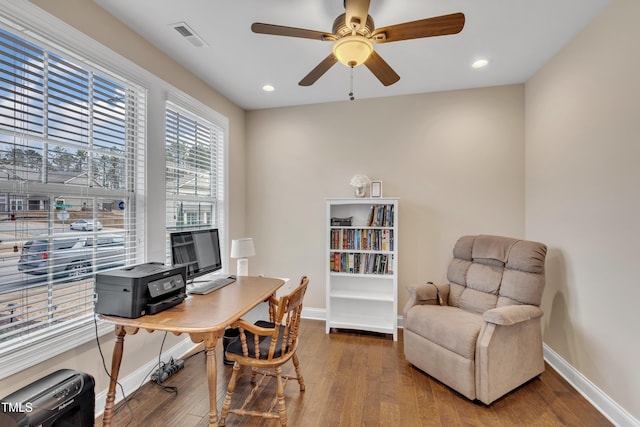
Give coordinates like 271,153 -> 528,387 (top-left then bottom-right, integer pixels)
95,262 -> 186,318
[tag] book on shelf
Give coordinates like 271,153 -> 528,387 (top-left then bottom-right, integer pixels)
366,204 -> 395,227
329,252 -> 393,275
330,228 -> 394,251
331,216 -> 353,226
381,229 -> 389,251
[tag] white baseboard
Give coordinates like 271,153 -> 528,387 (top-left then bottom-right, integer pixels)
94,337 -> 198,419
543,344 -> 639,427
301,308 -> 405,328
301,307 -> 325,321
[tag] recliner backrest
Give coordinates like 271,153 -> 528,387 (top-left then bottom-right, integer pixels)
447,235 -> 547,314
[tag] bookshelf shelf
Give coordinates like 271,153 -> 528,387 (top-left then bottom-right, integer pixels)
325,197 -> 398,341
329,289 -> 394,302
329,271 -> 395,278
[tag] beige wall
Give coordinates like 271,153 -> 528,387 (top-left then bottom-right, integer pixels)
0,0 -> 246,396
526,0 -> 640,421
246,85 -> 526,312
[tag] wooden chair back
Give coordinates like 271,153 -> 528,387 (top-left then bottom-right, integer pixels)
232,276 -> 309,364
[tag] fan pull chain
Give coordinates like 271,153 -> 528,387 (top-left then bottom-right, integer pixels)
349,66 -> 355,101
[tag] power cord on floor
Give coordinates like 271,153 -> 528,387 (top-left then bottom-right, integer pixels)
94,318 -> 181,426
146,332 -> 179,393
94,315 -> 135,427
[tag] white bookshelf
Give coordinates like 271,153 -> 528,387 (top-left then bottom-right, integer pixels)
325,198 -> 398,340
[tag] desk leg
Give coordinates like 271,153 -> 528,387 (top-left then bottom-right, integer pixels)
205,336 -> 218,426
102,325 -> 127,427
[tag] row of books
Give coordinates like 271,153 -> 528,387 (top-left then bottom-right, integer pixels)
366,204 -> 394,227
329,252 -> 394,275
330,228 -> 394,251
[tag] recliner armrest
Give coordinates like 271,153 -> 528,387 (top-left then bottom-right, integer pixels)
482,304 -> 543,326
404,283 -> 450,318
407,283 -> 450,303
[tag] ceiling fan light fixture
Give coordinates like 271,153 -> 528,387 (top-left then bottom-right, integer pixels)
332,35 -> 373,67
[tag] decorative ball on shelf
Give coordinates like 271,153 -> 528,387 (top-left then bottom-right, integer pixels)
349,174 -> 370,198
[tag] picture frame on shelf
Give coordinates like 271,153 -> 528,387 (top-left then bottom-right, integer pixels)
370,180 -> 383,198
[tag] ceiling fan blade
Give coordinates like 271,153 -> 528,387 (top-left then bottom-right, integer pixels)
299,54 -> 339,86
344,0 -> 371,32
251,23 -> 333,41
364,50 -> 400,86
371,12 -> 465,43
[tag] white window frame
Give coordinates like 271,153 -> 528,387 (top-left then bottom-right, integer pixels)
165,95 -> 229,273
0,9 -> 147,378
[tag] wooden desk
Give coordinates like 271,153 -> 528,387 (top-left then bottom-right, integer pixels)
98,276 -> 285,426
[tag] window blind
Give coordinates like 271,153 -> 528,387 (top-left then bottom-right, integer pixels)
0,27 -> 146,351
165,102 -> 225,262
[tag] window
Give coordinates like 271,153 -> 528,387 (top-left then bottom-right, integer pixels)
165,101 -> 226,263
0,26 -> 145,371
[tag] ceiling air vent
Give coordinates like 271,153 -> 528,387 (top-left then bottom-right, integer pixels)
170,22 -> 208,48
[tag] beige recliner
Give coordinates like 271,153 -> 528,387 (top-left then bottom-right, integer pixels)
403,235 -> 547,404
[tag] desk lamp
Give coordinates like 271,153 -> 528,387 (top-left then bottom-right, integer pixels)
230,238 -> 255,276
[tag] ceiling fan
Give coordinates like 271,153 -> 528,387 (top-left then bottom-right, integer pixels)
251,0 -> 465,87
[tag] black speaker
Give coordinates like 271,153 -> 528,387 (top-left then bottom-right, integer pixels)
0,369 -> 95,427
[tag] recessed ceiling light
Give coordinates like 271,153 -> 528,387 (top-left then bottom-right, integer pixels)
472,59 -> 489,69
262,84 -> 275,92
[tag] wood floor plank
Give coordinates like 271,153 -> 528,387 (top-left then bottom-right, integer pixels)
96,319 -> 613,427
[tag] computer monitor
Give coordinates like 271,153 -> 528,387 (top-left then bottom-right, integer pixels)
170,228 -> 222,280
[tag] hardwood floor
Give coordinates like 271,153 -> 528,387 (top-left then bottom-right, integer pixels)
95,319 -> 612,427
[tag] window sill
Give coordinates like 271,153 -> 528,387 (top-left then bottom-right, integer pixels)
0,317 -> 113,381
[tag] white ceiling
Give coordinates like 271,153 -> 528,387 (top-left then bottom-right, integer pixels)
95,0 -> 611,110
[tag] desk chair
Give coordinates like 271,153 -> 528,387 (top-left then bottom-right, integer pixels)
219,276 -> 309,426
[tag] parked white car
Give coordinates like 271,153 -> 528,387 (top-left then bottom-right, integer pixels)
70,219 -> 103,231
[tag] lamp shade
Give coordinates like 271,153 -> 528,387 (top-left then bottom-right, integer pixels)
230,238 -> 255,259
332,35 -> 373,67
